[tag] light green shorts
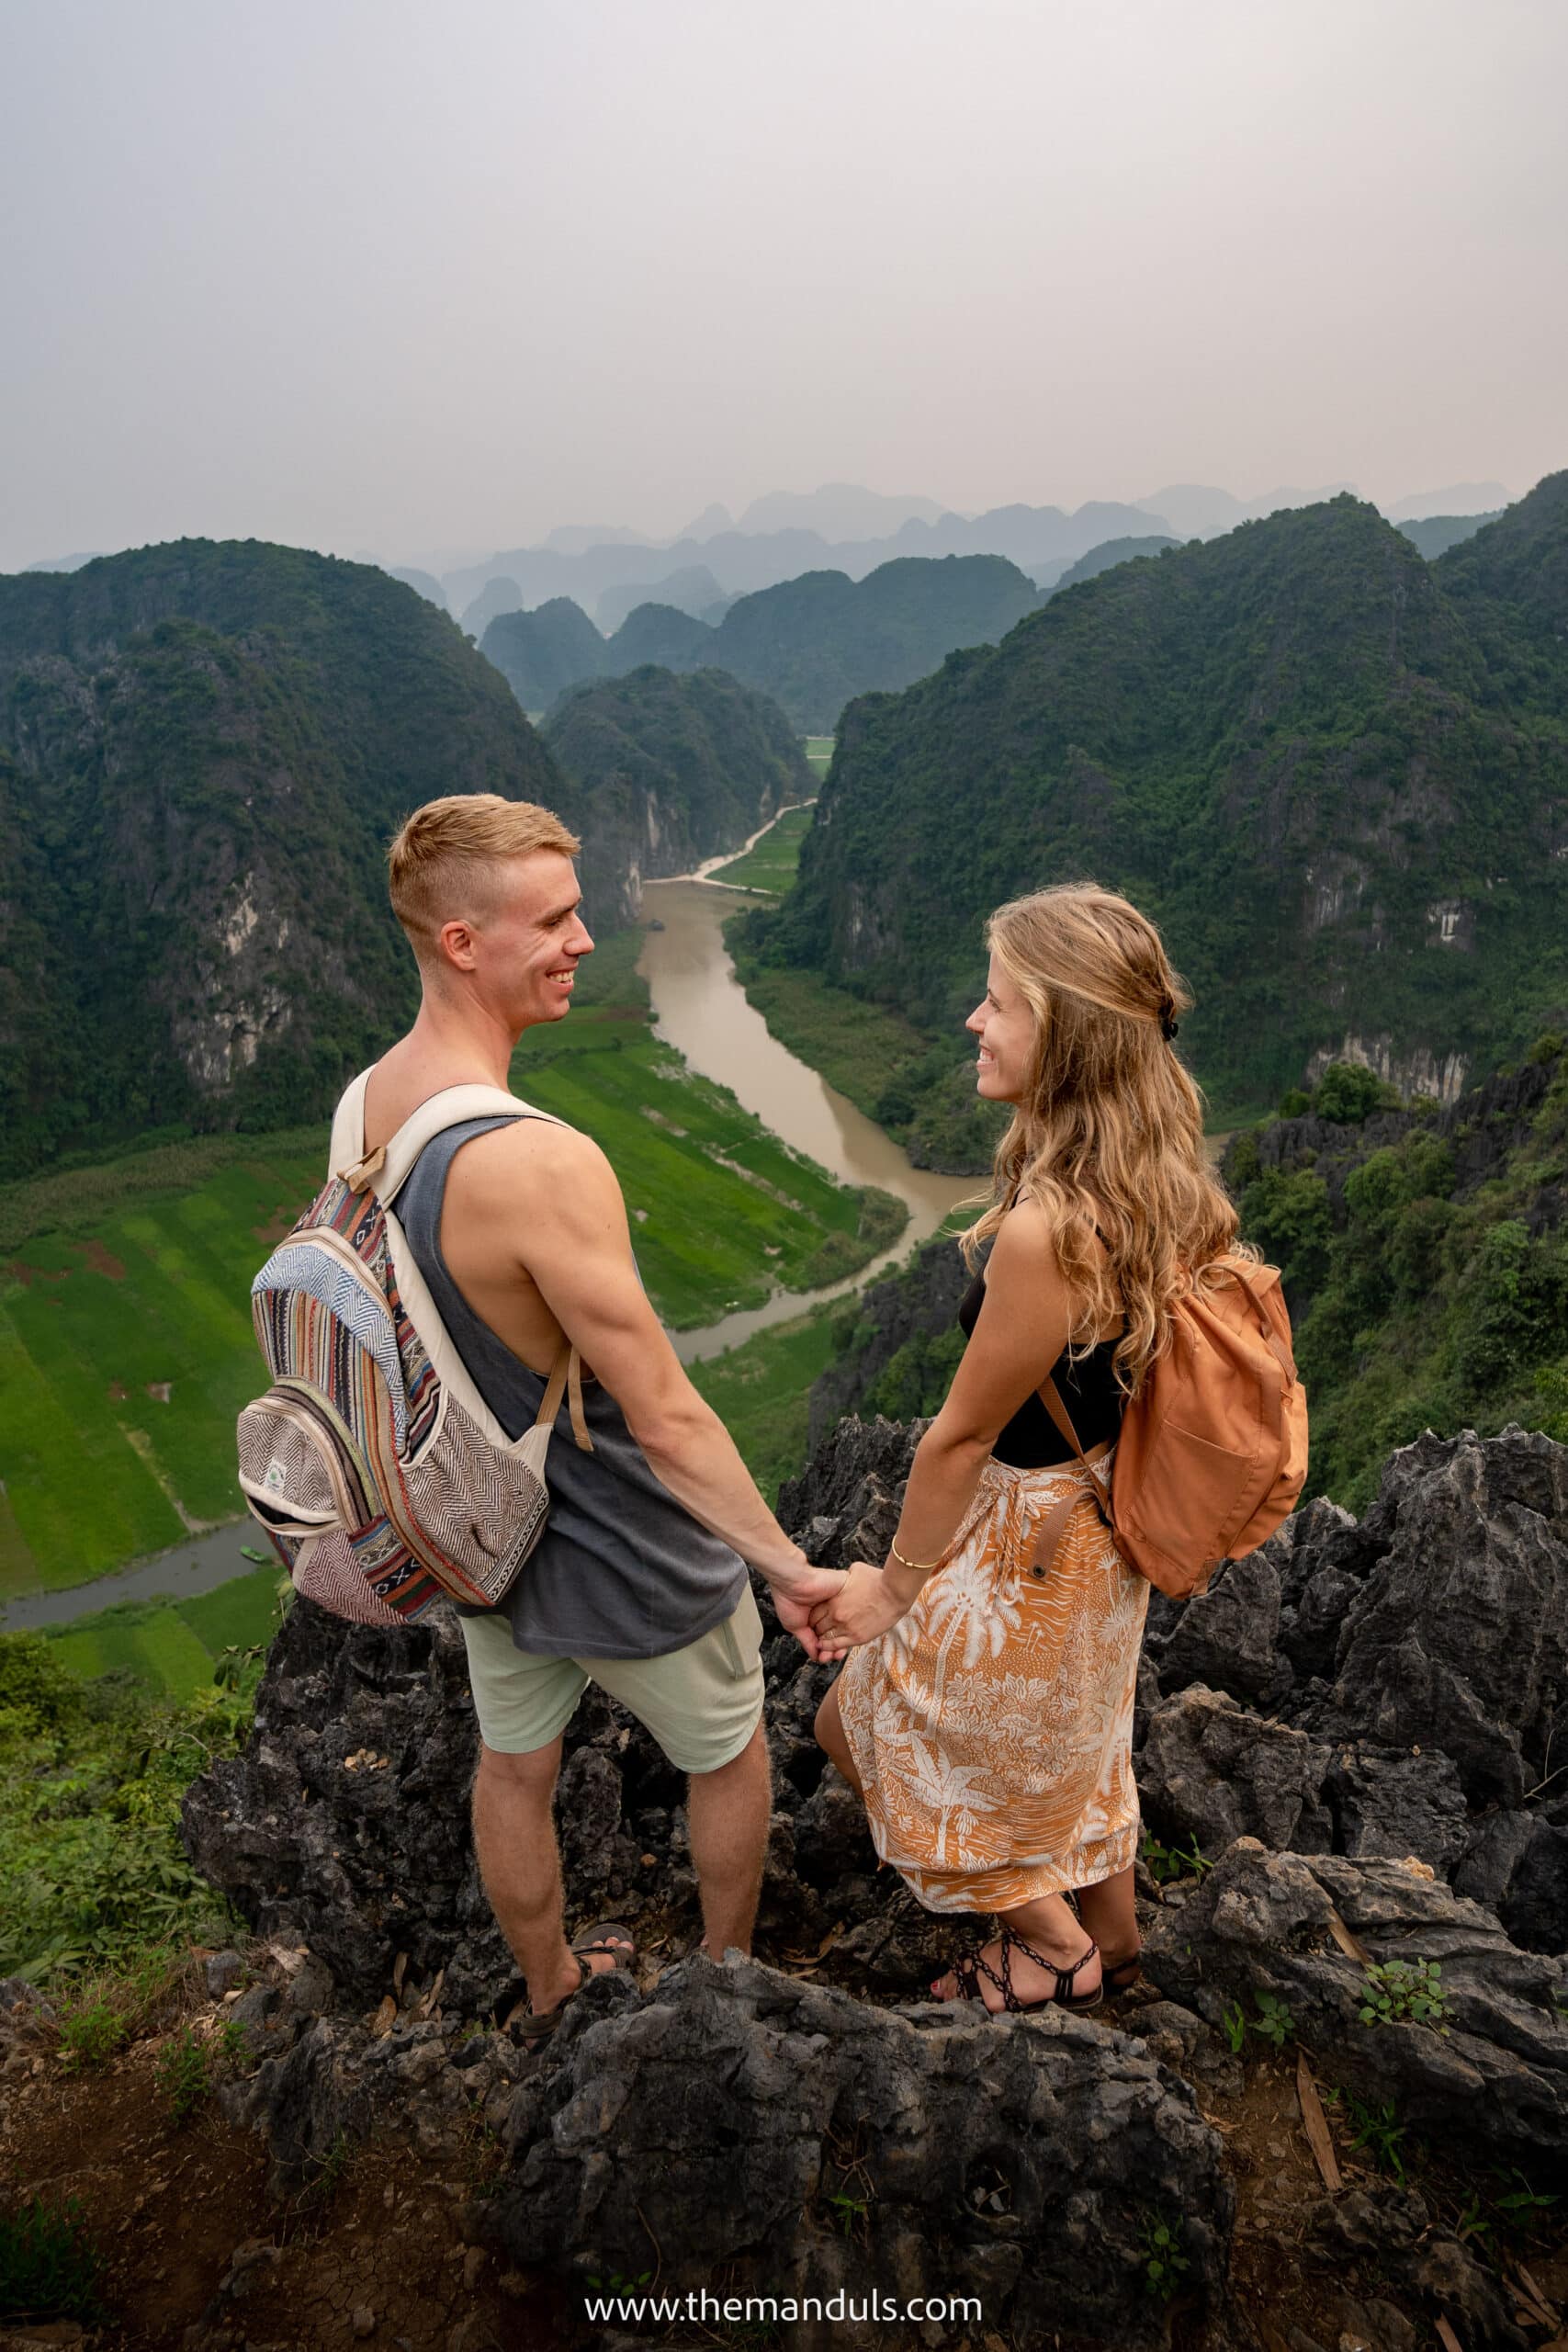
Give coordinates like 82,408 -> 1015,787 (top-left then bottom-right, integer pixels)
457,1583 -> 765,1773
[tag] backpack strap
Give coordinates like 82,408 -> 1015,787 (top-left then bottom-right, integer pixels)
332,1075 -> 566,1203
1025,1374 -> 1117,1577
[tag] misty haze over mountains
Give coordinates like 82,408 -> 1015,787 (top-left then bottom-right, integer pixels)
372,477 -> 1512,635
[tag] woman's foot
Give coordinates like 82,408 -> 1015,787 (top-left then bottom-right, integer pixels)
931,1925 -> 1101,2014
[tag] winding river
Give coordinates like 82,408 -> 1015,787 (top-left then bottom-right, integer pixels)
2,837 -> 973,1631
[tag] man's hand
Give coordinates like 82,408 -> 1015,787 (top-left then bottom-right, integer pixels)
770,1564 -> 846,1662
810,1560 -> 913,1661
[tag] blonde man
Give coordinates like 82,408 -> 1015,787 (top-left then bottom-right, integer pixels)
365,795 -> 841,2032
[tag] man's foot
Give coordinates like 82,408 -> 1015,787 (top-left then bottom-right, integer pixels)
931,1926 -> 1101,2014
521,1922 -> 636,2038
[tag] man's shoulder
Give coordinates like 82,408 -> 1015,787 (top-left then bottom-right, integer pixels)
452,1106 -> 611,1185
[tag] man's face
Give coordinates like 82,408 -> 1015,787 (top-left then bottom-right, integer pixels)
444,850 -> 594,1031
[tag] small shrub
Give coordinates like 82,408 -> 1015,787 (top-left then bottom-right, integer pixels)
1359,1958 -> 1450,2032
1328,2089 -> 1407,2181
1277,1088 -> 1313,1119
1525,1030 -> 1564,1067
154,2026 -> 210,2124
56,2000 -> 127,2072
1140,1830 -> 1213,1885
0,2195 -> 105,2323
1140,2211 -> 1190,2302
1221,1999 -> 1247,2056
1249,1990 -> 1295,2050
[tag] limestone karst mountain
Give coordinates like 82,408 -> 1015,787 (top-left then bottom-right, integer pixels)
0,539 -> 562,1177
754,480 -> 1568,1132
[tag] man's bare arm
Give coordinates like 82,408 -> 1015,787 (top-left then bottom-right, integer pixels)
479,1120 -> 830,1600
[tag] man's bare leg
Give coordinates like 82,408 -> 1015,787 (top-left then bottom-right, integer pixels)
685,1720 -> 772,1958
471,1737 -> 629,2015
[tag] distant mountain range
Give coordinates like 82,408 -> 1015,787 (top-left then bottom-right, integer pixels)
435,478 -> 1516,646
479,553 -> 1043,733
748,475 -> 1568,1152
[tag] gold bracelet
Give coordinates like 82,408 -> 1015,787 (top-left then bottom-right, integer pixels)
887,1538 -> 941,1577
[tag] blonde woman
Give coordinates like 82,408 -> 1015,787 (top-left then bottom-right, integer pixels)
812,884 -> 1242,2015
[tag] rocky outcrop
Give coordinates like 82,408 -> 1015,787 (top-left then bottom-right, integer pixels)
181,1413 -> 1568,2341
1145,1839 -> 1568,2164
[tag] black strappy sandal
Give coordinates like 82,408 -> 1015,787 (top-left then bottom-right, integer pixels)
1102,1953 -> 1143,1996
934,1925 -> 1103,2015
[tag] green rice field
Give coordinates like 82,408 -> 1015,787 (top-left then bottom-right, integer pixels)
689,1298 -> 844,1505
803,736 -> 833,778
0,927 -> 899,1601
708,801 -> 817,895
41,1566 -> 288,1699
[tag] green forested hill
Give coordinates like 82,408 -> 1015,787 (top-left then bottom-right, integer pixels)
1226,1038 -> 1568,1507
756,481 -> 1568,1128
479,595 -> 611,708
542,667 -> 813,920
0,539 -> 562,1177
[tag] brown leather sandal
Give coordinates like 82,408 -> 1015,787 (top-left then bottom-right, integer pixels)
519,1918 -> 636,2041
933,1926 -> 1103,2015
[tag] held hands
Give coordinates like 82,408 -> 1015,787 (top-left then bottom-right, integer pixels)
770,1562 -> 847,1662
809,1559 -> 913,1662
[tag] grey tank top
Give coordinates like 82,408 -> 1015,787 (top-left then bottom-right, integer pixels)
398,1114 -> 746,1661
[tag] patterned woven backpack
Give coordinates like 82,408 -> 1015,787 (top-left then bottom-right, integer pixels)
236,1075 -> 591,1626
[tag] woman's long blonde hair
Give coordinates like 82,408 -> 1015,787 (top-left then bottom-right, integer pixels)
962,883 -> 1244,1394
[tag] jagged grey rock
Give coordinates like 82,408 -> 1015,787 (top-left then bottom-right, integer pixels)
485,1954 -> 1234,2350
1145,1838 -> 1568,2161
1140,1687 -> 1336,1856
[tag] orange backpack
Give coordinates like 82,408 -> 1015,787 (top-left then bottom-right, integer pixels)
1038,1256 -> 1308,1599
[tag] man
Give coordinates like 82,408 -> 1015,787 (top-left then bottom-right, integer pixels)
363,793 -> 841,2032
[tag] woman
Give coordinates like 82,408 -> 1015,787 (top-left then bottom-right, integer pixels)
812,883 -> 1243,2015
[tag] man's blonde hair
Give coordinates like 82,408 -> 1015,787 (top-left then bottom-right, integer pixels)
387,794 -> 581,962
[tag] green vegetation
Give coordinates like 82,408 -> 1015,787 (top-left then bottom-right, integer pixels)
803,736 -> 834,779
479,594 -> 610,707
0,1629 -> 256,1979
1325,2088 -> 1409,2181
1231,1036 -> 1568,1508
39,1570 -> 285,1697
688,1301 -> 842,1503
709,801 -> 818,895
1139,2211 -> 1190,2303
1359,1958 -> 1450,2031
0,539 -> 560,1180
542,666 -> 815,916
750,479 -> 1568,1136
1139,1829 -> 1213,1885
1,924 -> 900,1593
155,2023 -> 214,2123
0,1138 -> 333,1589
0,2196 -> 106,2325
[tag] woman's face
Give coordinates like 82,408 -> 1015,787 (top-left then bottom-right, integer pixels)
965,953 -> 1037,1103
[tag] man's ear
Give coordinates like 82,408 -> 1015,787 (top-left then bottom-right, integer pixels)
437,916 -> 479,970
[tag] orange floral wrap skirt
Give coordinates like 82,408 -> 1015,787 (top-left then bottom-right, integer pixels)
835,1452 -> 1149,1913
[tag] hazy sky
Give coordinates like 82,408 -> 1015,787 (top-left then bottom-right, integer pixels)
4,0 -> 1564,571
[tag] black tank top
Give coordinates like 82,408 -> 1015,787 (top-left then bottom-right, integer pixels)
957,1269 -> 1124,1470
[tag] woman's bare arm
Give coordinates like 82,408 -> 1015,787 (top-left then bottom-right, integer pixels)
814,1198 -> 1075,1651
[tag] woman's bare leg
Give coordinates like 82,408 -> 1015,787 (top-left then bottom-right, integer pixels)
931,1888 -> 1100,2010
813,1675 -> 863,1795
1075,1863 -> 1139,1973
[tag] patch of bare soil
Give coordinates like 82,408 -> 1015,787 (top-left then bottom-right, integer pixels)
77,1244 -> 126,1282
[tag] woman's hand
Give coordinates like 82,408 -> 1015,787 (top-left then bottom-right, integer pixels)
770,1565 -> 845,1661
810,1560 -> 912,1660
